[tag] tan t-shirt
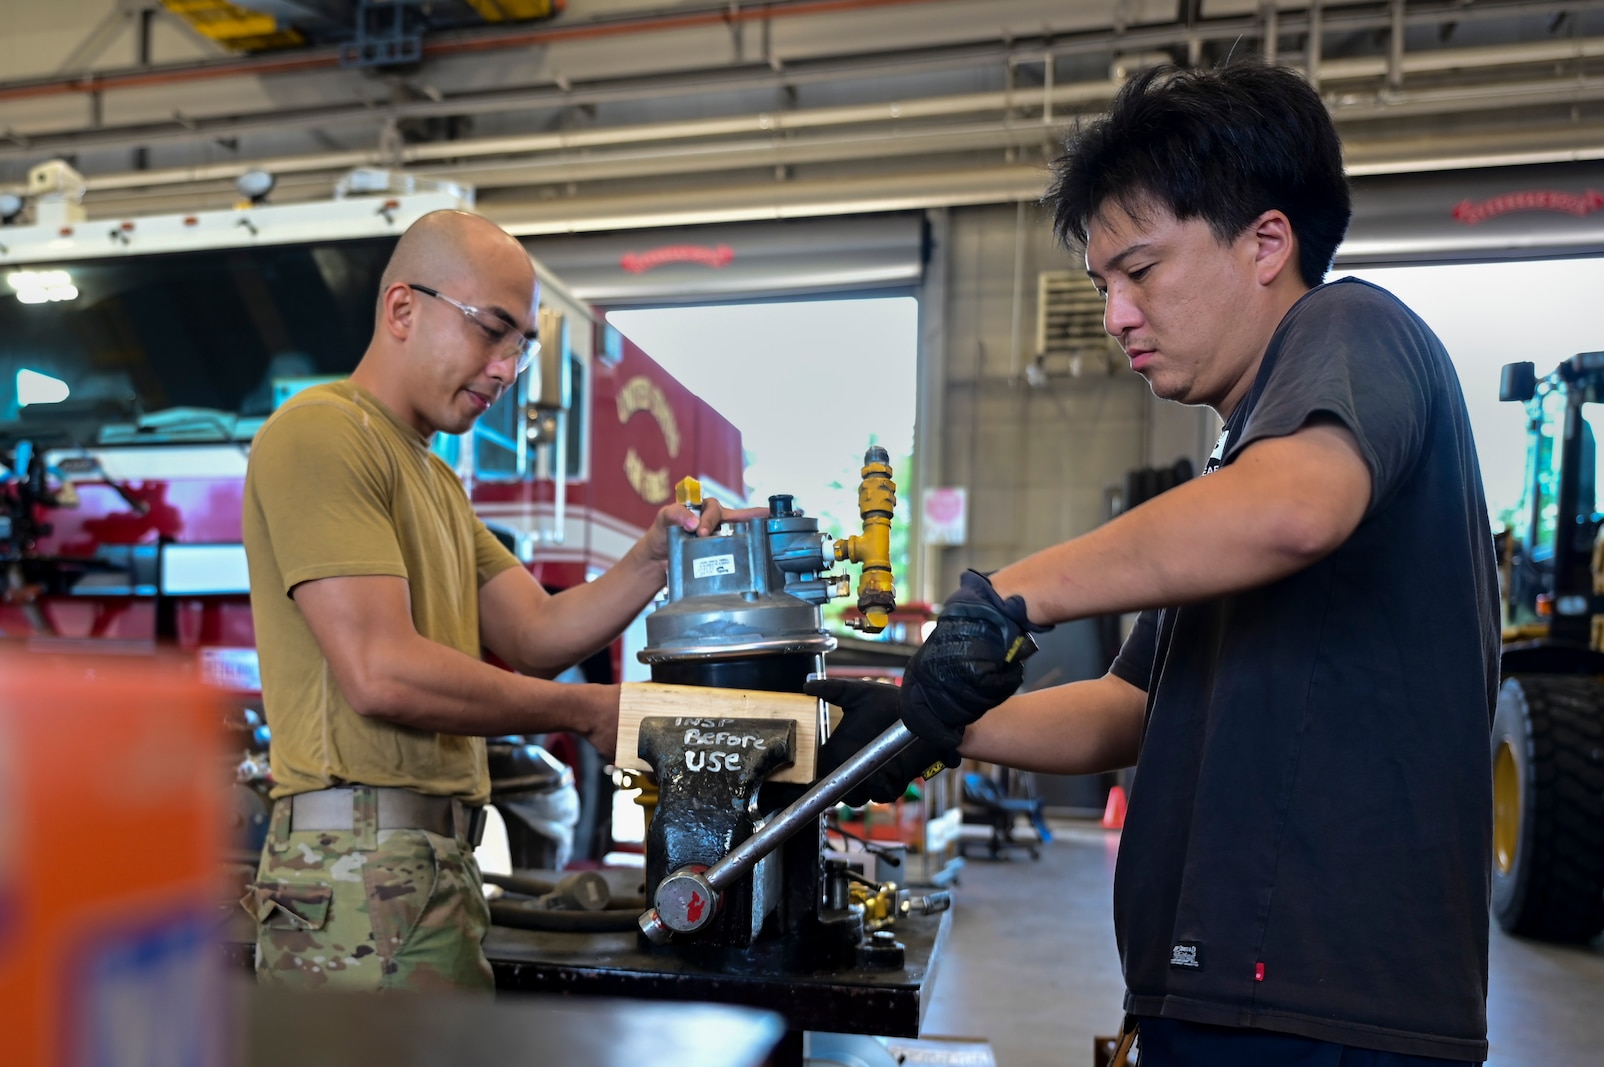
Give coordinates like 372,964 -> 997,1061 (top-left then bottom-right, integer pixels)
243,380 -> 521,804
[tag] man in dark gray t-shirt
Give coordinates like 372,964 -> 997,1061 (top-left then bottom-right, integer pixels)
1105,276 -> 1497,1062
807,63 -> 1497,1064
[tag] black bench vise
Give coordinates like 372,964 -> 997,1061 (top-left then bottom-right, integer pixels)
638,716 -> 795,952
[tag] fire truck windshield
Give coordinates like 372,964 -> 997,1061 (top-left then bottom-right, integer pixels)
1,237 -> 392,438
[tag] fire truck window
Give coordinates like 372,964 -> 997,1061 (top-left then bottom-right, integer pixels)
14,368 -> 69,407
0,238 -> 392,435
472,387 -> 521,479
565,350 -> 585,479
467,334 -> 586,482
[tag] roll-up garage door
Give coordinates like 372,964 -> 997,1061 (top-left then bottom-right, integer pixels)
522,213 -> 925,306
1342,160 -> 1604,266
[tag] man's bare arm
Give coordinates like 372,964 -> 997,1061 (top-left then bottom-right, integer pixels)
959,673 -> 1147,774
292,574 -> 618,758
991,419 -> 1372,623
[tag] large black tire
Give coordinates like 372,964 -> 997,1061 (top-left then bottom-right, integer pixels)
1491,675 -> 1604,942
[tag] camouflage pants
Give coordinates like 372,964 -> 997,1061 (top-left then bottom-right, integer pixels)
244,790 -> 493,993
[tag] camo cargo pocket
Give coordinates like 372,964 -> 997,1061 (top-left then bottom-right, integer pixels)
243,881 -> 333,931
363,830 -> 493,992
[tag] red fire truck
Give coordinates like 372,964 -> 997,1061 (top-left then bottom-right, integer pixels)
0,161 -> 744,861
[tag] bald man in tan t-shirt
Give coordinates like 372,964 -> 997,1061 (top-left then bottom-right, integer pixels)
242,211 -> 758,992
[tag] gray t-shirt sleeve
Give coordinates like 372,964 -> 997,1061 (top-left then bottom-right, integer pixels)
1110,609 -> 1161,692
1227,279 -> 1440,516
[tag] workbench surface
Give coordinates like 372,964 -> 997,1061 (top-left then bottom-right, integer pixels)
243,980 -> 783,1067
486,908 -> 951,1039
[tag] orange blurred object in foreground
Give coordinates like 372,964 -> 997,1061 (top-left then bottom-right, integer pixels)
0,646 -> 225,1067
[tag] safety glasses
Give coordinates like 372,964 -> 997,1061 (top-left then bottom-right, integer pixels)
407,283 -> 539,375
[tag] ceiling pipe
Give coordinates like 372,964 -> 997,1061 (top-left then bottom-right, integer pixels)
405,121 -> 1053,188
5,0 -> 1601,111
480,164 -> 1052,236
0,0 -> 954,104
37,115 -> 1604,232
1327,74 -> 1604,123
42,61 -> 1604,200
61,80 -> 1113,192
378,84 -> 1120,163
75,118 -> 1060,196
1319,34 -> 1604,82
473,127 -> 1604,235
8,17 -> 1603,166
0,39 -> 1054,160
0,21 -> 1219,159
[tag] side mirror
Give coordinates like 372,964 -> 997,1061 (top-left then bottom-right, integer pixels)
1499,361 -> 1536,403
528,306 -> 571,412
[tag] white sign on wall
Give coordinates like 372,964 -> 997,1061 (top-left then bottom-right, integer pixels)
922,487 -> 968,545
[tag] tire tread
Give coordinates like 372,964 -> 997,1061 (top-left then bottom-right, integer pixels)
1494,675 -> 1604,942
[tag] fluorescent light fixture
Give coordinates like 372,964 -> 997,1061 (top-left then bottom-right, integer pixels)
7,269 -> 77,303
8,270 -> 71,289
16,368 -> 69,406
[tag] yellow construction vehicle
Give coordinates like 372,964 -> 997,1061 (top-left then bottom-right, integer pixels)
1490,353 -> 1604,944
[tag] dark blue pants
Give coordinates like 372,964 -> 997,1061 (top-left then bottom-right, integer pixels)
1136,1018 -> 1482,1066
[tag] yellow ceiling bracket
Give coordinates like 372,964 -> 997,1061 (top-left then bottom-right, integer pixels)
463,0 -> 563,22
160,1 -> 304,53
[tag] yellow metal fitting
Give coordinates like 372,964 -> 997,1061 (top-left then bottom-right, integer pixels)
833,449 -> 897,633
675,476 -> 703,510
848,881 -> 897,927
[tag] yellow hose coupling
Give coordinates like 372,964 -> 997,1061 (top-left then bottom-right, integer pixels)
833,446 -> 897,633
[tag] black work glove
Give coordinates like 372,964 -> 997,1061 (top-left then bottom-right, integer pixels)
805,678 -> 959,807
900,570 -> 1052,752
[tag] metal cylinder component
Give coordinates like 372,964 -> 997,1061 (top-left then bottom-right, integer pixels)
637,503 -> 840,665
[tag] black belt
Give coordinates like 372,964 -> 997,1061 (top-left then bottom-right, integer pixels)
286,787 -> 485,846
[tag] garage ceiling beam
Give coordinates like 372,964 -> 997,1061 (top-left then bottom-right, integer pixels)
480,163 -> 1053,235
3,0 -> 1602,225
37,62 -> 1604,200
6,0 -> 1603,112
5,21 -> 1604,167
0,0 -> 960,104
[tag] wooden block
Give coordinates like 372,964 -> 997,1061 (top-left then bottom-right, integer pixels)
617,682 -> 820,784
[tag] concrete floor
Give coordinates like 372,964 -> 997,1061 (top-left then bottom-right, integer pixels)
919,819 -> 1604,1066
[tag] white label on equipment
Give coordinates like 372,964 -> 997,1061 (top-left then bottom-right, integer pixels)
693,554 -> 737,579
